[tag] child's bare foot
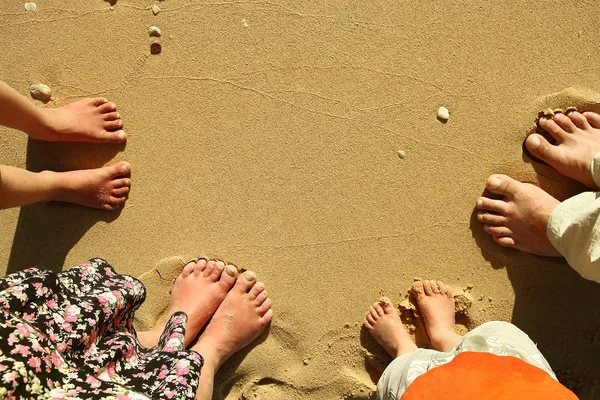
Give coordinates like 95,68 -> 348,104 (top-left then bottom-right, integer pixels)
363,297 -> 417,358
35,98 -> 126,144
476,174 -> 561,256
138,259 -> 239,349
526,111 -> 600,189
191,271 -> 273,370
412,280 -> 462,352
49,161 -> 131,210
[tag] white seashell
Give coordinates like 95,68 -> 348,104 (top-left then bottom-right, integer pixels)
149,26 -> 162,37
397,150 -> 406,159
29,83 -> 52,102
24,2 -> 37,12
151,5 -> 160,15
437,106 -> 449,121
242,18 -> 249,28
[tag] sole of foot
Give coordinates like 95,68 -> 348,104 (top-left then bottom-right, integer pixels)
191,270 -> 273,370
363,297 -> 417,358
525,110 -> 600,189
412,280 -> 462,352
37,98 -> 126,144
476,174 -> 561,256
50,161 -> 131,211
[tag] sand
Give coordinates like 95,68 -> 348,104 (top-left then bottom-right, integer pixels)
1,0 -> 600,398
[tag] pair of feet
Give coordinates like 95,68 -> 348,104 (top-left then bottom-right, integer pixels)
365,280 -> 462,357
138,259 -> 273,370
30,98 -> 132,211
476,110 -> 600,256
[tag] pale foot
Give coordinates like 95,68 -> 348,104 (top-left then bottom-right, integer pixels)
34,98 -> 126,143
526,110 -> 600,189
412,280 -> 462,352
138,259 -> 238,349
363,297 -> 417,358
191,271 -> 273,370
476,174 -> 561,256
49,161 -> 131,211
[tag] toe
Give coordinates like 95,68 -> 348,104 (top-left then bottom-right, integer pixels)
104,120 -> 124,131
111,186 -> 129,197
567,111 -> 591,130
423,280 -> 434,296
366,313 -> 376,327
219,264 -> 238,287
255,290 -> 268,306
582,111 -> 600,129
209,261 -> 225,281
234,271 -> 257,293
257,298 -> 272,315
261,308 -> 273,324
369,306 -> 379,320
525,134 -> 562,165
476,196 -> 509,215
484,174 -> 519,197
373,302 -> 385,316
437,280 -> 448,294
202,260 -> 216,278
103,112 -> 120,121
494,236 -> 515,247
111,162 -> 131,178
381,302 -> 395,315
363,319 -> 373,330
91,97 -> 108,106
430,281 -> 441,294
539,117 -> 568,141
98,102 -> 117,113
249,281 -> 265,300
112,178 -> 131,189
182,261 -> 196,277
484,224 -> 513,237
411,280 -> 424,296
194,259 -> 207,275
552,113 -> 578,133
476,210 -> 506,225
103,196 -> 126,211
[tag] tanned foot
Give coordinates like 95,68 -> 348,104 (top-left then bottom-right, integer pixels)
412,280 -> 462,352
138,259 -> 238,349
49,161 -> 131,210
363,297 -> 417,358
526,110 -> 600,189
476,174 -> 561,256
34,98 -> 126,143
191,271 -> 273,370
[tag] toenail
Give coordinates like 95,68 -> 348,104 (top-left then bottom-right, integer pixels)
116,112 -> 120,118
244,272 -> 256,281
117,131 -> 126,140
476,198 -> 483,207
121,164 -> 129,173
215,261 -> 225,269
489,177 -> 501,189
527,135 -> 541,149
225,265 -> 236,276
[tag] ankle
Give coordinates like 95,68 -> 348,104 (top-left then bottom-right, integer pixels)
38,170 -> 64,202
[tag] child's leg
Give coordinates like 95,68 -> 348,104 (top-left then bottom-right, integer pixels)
0,80 -> 126,143
0,162 -> 131,210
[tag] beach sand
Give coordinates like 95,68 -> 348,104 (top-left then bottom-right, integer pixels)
1,0 -> 600,398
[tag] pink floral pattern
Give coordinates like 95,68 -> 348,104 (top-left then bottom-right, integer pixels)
0,258 -> 203,399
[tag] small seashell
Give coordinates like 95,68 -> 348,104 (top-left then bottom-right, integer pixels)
437,106 -> 449,122
150,42 -> 162,54
149,26 -> 162,37
397,150 -> 406,159
24,2 -> 37,11
29,83 -> 51,103
151,5 -> 160,15
242,18 -> 249,28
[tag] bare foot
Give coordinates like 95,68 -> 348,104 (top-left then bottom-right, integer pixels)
412,280 -> 462,352
34,98 -> 126,143
138,259 -> 238,349
363,297 -> 417,358
526,110 -> 600,189
50,161 -> 131,211
191,271 -> 273,370
476,174 -> 561,256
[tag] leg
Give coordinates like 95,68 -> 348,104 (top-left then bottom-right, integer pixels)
363,297 -> 417,357
191,271 -> 272,400
412,280 -> 462,352
525,110 -> 600,189
0,162 -> 131,210
0,80 -> 125,143
476,174 -> 561,256
137,259 -> 238,349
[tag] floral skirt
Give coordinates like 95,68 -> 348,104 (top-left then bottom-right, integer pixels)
0,258 -> 203,399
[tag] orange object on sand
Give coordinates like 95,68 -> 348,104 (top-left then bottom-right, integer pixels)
401,352 -> 577,400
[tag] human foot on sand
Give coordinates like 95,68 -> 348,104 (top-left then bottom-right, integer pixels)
49,162 -> 131,210
526,110 -> 600,189
363,298 -> 417,357
137,259 -> 239,349
34,98 -> 126,144
476,174 -> 561,256
412,280 -> 462,352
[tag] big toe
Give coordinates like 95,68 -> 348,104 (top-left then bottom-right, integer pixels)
525,134 -> 562,165
485,174 -> 519,197
235,271 -> 257,293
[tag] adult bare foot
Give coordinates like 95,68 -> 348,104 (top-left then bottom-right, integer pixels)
363,297 -> 417,358
34,98 -> 126,144
138,259 -> 238,349
49,161 -> 131,210
526,110 -> 600,189
476,174 -> 561,256
192,271 -> 272,370
412,280 -> 461,352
